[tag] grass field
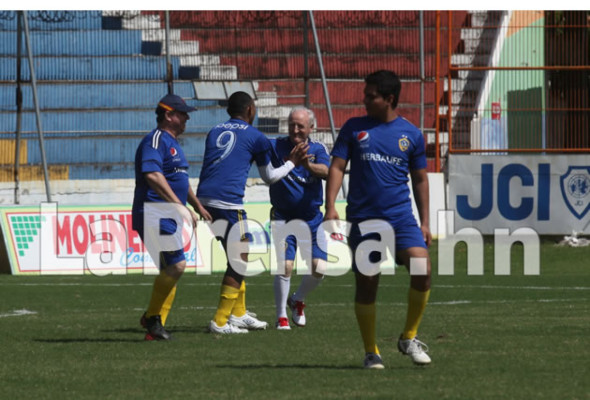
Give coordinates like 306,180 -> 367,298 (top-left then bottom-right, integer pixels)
1,240 -> 589,399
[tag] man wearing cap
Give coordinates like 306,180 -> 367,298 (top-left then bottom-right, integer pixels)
132,94 -> 212,341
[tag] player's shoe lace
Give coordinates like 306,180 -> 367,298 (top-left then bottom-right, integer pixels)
287,296 -> 306,327
397,335 -> 431,365
275,317 -> 291,330
208,320 -> 249,334
228,314 -> 269,330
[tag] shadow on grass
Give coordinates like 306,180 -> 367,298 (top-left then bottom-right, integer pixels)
32,325 -> 210,344
101,326 -> 208,334
33,338 -> 144,343
216,364 -> 368,370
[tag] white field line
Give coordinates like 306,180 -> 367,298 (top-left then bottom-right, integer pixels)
148,297 -> 588,312
0,309 -> 37,318
2,282 -> 589,291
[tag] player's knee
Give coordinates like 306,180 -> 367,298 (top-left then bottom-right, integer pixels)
225,266 -> 245,285
165,261 -> 186,280
410,275 -> 431,291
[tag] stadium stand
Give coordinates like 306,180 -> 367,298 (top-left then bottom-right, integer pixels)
1,10 -> 475,183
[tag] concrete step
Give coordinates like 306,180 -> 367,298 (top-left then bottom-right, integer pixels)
443,77 -> 482,92
451,53 -> 492,66
179,55 -> 220,67
255,92 -> 279,107
197,65 -> 238,80
121,15 -> 162,30
161,40 -> 200,56
142,29 -> 181,41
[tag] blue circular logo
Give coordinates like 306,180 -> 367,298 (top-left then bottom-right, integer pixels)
567,174 -> 590,198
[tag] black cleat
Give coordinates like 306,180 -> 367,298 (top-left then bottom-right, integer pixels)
144,315 -> 173,341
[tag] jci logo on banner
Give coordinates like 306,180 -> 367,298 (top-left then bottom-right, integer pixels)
560,166 -> 590,219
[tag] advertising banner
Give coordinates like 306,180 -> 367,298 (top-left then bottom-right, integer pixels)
0,204 -> 202,275
449,154 -> 590,234
0,202 -> 353,276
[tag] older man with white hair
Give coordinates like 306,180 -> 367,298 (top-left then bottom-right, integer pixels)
269,106 -> 330,330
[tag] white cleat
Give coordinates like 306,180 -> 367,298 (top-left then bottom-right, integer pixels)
208,320 -> 248,334
228,314 -> 269,330
287,295 -> 306,327
397,335 -> 431,365
363,352 -> 385,369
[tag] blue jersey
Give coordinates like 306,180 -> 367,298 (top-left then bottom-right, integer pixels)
132,128 -> 190,231
331,116 -> 426,220
269,137 -> 330,219
197,118 -> 272,206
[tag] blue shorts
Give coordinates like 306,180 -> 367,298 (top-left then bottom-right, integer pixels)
136,220 -> 186,269
270,208 -> 327,261
205,206 -> 252,249
348,214 -> 426,273
205,206 -> 253,280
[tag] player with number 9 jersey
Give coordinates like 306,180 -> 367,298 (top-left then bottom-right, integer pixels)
197,119 -> 271,207
196,92 -> 308,335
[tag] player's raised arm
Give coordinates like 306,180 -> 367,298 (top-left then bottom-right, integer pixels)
258,142 -> 309,184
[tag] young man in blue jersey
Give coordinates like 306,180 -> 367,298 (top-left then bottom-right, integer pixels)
325,70 -> 432,368
197,91 -> 309,334
269,107 -> 330,330
132,94 -> 212,341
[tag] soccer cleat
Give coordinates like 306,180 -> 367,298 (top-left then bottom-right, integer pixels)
397,335 -> 431,365
208,320 -> 249,334
228,314 -> 269,330
245,310 -> 257,318
144,315 -> 173,341
363,352 -> 385,369
287,295 -> 306,327
275,317 -> 291,330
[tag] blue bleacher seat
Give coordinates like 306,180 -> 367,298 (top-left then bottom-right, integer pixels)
0,56 -> 188,81
0,10 -> 254,181
0,30 -> 145,56
0,109 -> 231,135
0,11 -> 103,31
0,82 -> 219,112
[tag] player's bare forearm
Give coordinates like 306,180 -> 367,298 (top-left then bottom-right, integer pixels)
187,189 -> 212,221
144,171 -> 183,205
410,168 -> 429,227
325,157 -> 346,219
410,168 -> 431,245
304,160 -> 329,179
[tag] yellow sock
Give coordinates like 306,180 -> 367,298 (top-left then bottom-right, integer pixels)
402,288 -> 431,340
160,285 -> 177,326
355,302 -> 380,355
213,285 -> 240,327
146,271 -> 178,319
231,280 -> 247,317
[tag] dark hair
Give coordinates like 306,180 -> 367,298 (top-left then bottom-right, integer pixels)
227,91 -> 254,117
365,70 -> 401,109
155,106 -> 167,124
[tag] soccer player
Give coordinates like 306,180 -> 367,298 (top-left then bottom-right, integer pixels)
269,107 -> 329,330
132,94 -> 212,341
324,70 -> 432,368
197,91 -> 309,334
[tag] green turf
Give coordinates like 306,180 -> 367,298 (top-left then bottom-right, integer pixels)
0,240 -> 588,399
